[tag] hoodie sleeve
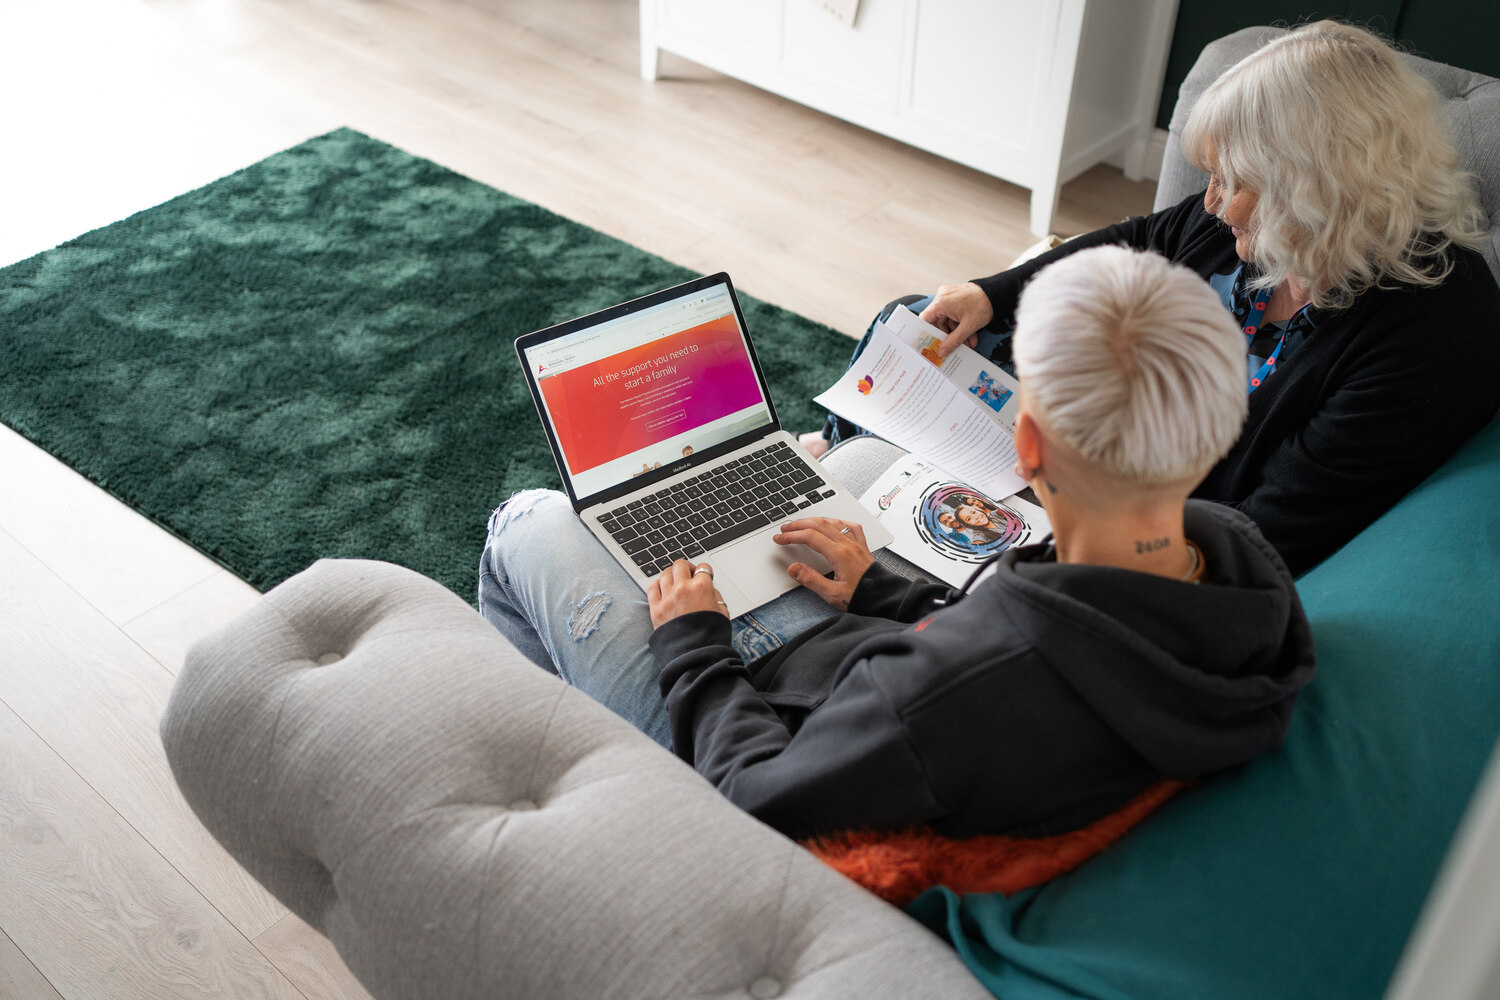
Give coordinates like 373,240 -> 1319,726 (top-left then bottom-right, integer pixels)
651,612 -> 944,840
846,562 -> 957,622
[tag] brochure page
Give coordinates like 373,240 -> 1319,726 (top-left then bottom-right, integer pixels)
881,305 -> 1023,434
859,455 -> 1052,588
812,322 -> 1025,501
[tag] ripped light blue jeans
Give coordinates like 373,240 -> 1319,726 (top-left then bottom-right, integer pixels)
477,489 -> 840,749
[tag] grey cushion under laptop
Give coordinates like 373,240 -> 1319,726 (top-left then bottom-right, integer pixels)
516,272 -> 891,616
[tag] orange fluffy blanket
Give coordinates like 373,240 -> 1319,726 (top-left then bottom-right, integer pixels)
804,780 -> 1186,905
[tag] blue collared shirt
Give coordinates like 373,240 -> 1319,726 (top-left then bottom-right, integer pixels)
1209,264 -> 1320,388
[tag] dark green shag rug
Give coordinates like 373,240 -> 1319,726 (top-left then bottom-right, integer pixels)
0,128 -> 854,598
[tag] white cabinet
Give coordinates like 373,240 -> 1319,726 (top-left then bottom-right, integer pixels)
640,0 -> 1179,235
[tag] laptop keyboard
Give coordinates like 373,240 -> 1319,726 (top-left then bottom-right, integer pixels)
598,440 -> 837,577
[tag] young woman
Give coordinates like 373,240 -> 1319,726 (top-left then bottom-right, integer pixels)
480,247 -> 1316,841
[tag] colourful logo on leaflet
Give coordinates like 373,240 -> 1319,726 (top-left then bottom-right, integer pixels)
877,467 -> 916,511
857,374 -> 875,395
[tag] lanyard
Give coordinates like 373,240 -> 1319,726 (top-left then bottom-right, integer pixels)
1242,285 -> 1302,392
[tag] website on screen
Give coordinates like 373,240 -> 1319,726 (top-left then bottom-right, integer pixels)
526,286 -> 772,498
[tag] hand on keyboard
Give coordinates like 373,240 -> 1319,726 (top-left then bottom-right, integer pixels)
601,441 -> 833,578
648,559 -> 729,628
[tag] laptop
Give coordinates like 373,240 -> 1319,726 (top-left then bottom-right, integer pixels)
515,272 -> 891,617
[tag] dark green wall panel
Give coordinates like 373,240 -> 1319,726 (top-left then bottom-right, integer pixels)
1154,2 -> 1500,130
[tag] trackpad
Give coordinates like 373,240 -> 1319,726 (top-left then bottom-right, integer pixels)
713,531 -> 830,608
764,537 -> 832,577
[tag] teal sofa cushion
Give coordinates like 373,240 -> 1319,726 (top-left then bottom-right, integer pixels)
909,419 -> 1500,999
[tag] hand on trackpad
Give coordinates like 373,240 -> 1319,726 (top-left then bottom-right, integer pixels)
712,536 -> 825,588
768,540 -> 831,578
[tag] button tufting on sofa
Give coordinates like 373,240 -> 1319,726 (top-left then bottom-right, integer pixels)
748,976 -> 782,998
315,651 -> 343,665
508,799 -> 537,812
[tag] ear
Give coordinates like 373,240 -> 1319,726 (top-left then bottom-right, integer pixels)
1014,409 -> 1045,476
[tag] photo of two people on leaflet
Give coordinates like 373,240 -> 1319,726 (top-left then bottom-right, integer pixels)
933,494 -> 1017,550
480,20 -> 1498,845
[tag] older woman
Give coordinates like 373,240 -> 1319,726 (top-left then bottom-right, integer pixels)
811,21 -> 1500,575
481,246 -> 1315,840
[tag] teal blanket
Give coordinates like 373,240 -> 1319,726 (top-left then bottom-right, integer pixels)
910,419 -> 1500,998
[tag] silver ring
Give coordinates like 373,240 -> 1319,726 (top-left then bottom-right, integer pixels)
839,526 -> 852,535
692,565 -> 714,579
715,600 -> 726,606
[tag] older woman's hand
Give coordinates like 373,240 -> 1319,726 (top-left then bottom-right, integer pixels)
649,560 -> 728,627
922,281 -> 995,357
775,518 -> 875,610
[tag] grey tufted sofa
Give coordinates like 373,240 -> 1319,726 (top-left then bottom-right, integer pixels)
161,26 -> 1500,1000
161,429 -> 983,999
160,536 -> 988,1000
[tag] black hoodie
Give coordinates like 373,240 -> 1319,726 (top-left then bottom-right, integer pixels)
651,501 -> 1316,841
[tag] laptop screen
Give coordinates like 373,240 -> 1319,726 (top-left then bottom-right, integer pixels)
519,277 -> 775,502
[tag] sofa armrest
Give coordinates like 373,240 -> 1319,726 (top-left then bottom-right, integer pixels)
161,558 -> 988,1000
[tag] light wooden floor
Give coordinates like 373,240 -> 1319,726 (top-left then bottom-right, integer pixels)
0,1 -> 1156,995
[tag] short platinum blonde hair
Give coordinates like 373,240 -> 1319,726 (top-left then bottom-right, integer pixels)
1013,246 -> 1246,489
1182,20 -> 1487,309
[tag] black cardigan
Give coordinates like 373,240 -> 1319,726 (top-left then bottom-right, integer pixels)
974,192 -> 1500,575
